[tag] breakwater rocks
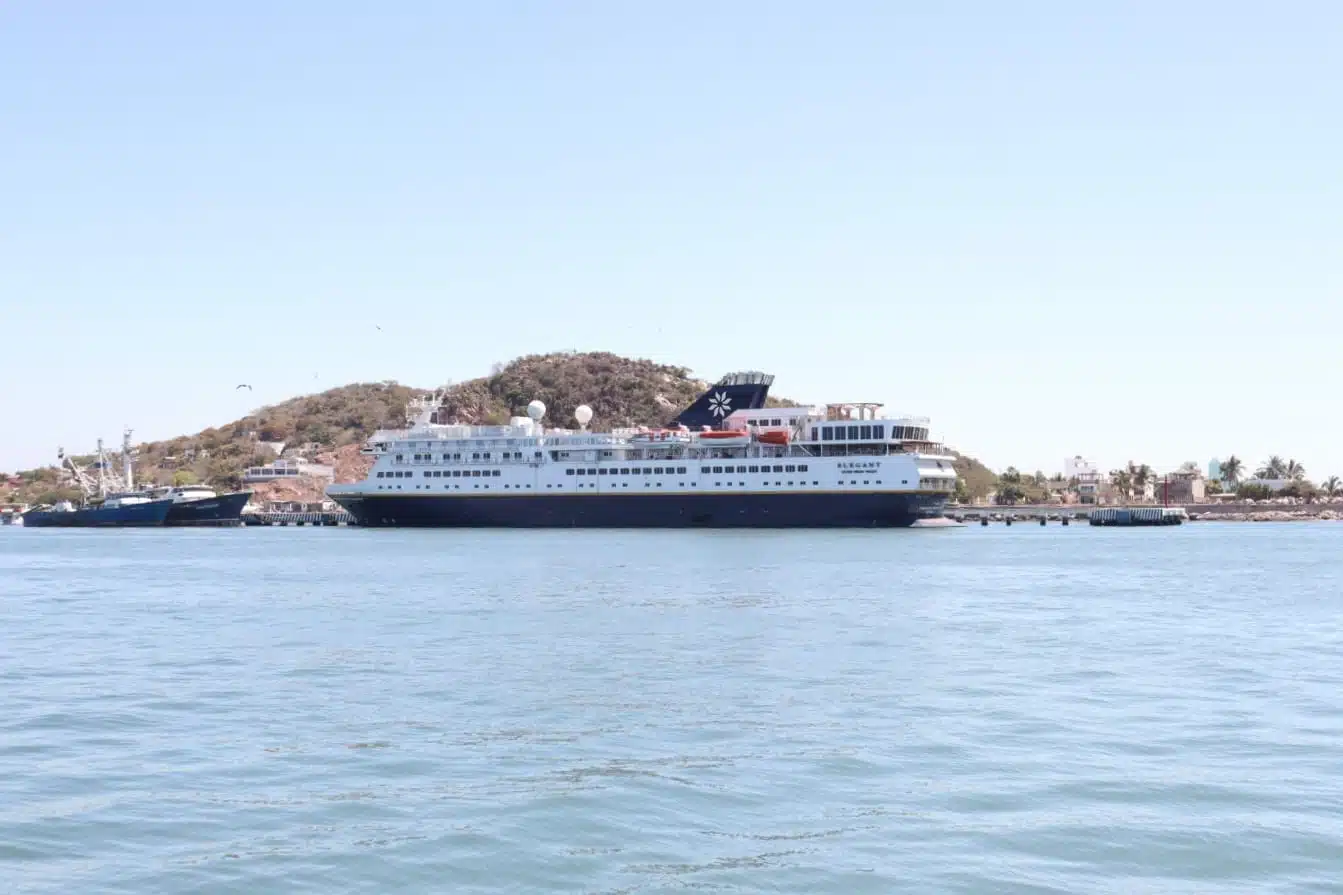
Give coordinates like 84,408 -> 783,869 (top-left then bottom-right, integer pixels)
1193,508 -> 1342,523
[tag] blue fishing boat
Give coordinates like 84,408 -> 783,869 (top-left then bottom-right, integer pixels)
20,430 -> 174,528
21,494 -> 173,527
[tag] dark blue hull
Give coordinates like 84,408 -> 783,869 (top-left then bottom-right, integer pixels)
332,491 -> 946,528
164,491 -> 251,527
21,499 -> 173,528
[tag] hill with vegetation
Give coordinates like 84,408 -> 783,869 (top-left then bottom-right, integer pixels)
3,351 -> 997,505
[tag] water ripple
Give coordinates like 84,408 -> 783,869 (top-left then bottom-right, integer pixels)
3,525 -> 1343,892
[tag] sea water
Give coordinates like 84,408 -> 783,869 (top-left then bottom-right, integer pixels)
3,524 -> 1342,892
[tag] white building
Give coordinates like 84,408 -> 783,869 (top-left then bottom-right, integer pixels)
243,458 -> 334,484
1065,456 -> 1098,480
1241,477 -> 1292,493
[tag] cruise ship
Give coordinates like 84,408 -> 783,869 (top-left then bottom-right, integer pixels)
328,373 -> 958,528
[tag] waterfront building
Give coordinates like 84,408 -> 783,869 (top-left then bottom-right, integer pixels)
242,458 -> 335,484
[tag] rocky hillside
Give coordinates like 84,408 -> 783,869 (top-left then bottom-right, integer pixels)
4,351 -> 996,505
435,352 -> 712,430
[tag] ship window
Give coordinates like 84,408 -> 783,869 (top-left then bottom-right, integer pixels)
873,425 -> 885,439
712,466 -> 723,474
860,426 -> 872,439
453,471 -> 462,477
847,425 -> 859,439
786,465 -> 796,473
492,470 -> 500,477
472,453 -> 479,460
822,427 -> 833,441
621,468 -> 630,475
598,468 -> 608,475
566,469 -> 574,475
799,464 -> 808,472
482,452 -> 490,459
534,451 -> 542,459
677,466 -> 686,474
747,465 -> 758,473
772,418 -> 781,426
471,470 -> 481,477
773,465 -> 784,472
701,466 -> 710,473
376,472 -> 383,478
642,468 -> 652,475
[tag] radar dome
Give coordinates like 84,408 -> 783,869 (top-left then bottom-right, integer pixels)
526,400 -> 546,421
574,404 -> 594,427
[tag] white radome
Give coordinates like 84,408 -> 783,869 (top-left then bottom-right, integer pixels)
526,400 -> 546,421
574,404 -> 594,427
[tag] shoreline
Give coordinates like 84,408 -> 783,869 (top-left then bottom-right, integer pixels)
947,503 -> 1343,524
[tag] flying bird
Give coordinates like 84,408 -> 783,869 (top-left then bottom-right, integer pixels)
236,384 -> 252,391
375,325 -> 383,331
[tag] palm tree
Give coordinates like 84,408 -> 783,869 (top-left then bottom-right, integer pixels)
1285,459 -> 1307,481
1322,476 -> 1341,499
1130,463 -> 1154,501
1258,456 -> 1287,479
1110,469 -> 1133,501
1221,455 -> 1244,485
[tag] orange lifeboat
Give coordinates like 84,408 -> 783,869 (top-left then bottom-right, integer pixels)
697,429 -> 751,447
757,430 -> 790,445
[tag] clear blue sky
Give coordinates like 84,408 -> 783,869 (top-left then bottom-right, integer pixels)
3,2 -> 1339,478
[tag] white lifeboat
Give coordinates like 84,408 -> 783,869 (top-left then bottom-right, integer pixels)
696,430 -> 750,447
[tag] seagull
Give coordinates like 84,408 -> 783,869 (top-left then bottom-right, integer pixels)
236,384 -> 252,391
375,325 -> 383,332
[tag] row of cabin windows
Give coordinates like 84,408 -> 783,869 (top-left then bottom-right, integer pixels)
378,469 -> 502,478
567,466 -> 689,476
699,464 -> 808,474
815,425 -> 929,442
745,418 -> 785,427
399,451 -> 538,463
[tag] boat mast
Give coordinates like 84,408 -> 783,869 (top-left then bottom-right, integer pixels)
96,438 -> 108,498
58,446 -> 99,501
122,428 -> 135,492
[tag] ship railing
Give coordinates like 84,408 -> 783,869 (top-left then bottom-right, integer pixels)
897,441 -> 953,456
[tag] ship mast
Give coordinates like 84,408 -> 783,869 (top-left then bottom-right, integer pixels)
58,446 -> 99,500
96,438 -> 108,498
122,428 -> 135,492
